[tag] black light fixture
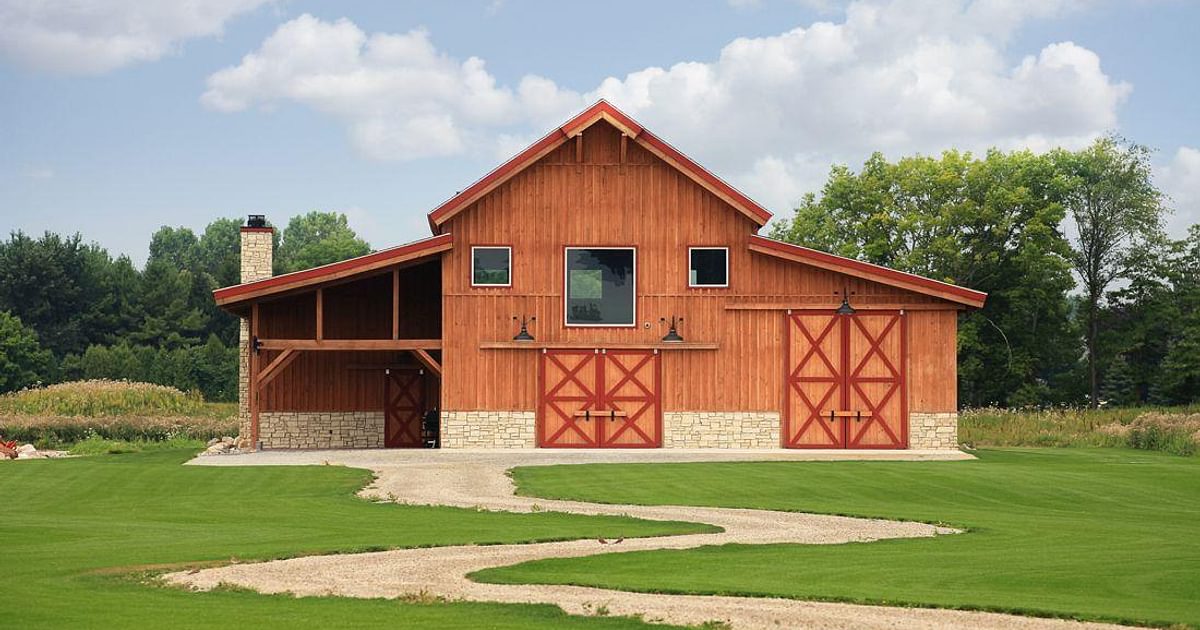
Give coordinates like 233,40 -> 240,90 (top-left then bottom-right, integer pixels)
247,214 -> 267,228
660,316 -> 684,342
251,335 -> 263,354
836,285 -> 856,315
513,315 -> 536,341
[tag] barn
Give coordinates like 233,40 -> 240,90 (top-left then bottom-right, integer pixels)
214,101 -> 985,451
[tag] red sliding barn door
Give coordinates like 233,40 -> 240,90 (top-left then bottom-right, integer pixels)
599,350 -> 661,448
539,350 -> 602,447
784,311 -> 847,448
784,310 -> 907,449
539,349 -> 660,448
846,312 -> 907,448
384,368 -> 424,448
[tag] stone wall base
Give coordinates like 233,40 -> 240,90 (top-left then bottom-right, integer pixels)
441,411 -> 536,448
259,411 -> 384,449
663,411 -> 781,448
908,412 -> 959,449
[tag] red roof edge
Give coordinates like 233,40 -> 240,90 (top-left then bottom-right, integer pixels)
427,100 -> 772,231
748,235 -> 987,307
213,233 -> 453,304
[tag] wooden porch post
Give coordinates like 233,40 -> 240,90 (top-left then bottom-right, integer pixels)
250,302 -> 261,447
316,288 -> 324,341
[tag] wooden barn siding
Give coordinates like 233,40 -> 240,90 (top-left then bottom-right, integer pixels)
441,121 -> 957,412
258,261 -> 441,412
906,309 -> 958,412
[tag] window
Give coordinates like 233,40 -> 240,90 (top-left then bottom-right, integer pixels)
565,247 -> 636,326
689,247 -> 728,287
471,246 -> 511,286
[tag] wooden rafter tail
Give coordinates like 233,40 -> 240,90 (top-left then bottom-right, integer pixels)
410,349 -> 442,379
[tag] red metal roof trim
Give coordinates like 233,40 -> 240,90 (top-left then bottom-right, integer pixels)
213,233 -> 453,303
427,100 -> 772,231
748,235 -> 987,306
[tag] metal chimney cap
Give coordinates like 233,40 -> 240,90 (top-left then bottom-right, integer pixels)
246,214 -> 267,228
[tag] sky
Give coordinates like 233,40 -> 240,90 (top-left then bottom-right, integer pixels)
2,0 -> 1198,266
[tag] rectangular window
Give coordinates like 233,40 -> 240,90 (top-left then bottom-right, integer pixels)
471,246 -> 511,286
689,247 -> 728,287
564,247 -> 636,326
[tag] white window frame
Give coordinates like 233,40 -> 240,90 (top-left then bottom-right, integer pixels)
688,246 -> 729,288
470,246 -> 512,287
563,246 -> 637,328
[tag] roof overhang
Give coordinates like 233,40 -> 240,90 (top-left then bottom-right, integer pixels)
213,233 -> 453,308
426,100 -> 773,233
747,235 -> 987,309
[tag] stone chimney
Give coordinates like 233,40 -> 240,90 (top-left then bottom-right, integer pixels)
237,215 -> 274,450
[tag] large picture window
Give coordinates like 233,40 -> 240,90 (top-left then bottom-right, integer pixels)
689,247 -> 729,287
472,246 -> 511,287
564,247 -> 636,326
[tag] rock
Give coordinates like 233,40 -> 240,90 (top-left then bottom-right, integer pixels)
17,444 -> 37,455
221,436 -> 235,444
17,451 -> 46,459
206,437 -> 221,447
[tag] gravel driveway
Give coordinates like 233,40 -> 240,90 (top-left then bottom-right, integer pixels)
167,449 -> 1123,629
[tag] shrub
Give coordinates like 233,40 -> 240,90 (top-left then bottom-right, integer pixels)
0,414 -> 236,449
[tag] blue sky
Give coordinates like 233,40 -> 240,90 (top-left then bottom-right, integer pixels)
2,0 -> 1198,265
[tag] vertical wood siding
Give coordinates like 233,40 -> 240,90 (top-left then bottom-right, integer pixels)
441,121 -> 957,413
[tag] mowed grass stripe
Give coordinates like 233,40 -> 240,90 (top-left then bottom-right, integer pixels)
477,449 -> 1200,628
2,450 -> 709,629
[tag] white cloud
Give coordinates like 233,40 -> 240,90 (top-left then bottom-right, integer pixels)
1158,146 -> 1200,238
0,0 -> 270,74
204,0 -> 1131,212
21,166 -> 54,180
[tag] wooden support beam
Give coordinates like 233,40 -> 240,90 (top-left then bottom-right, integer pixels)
410,348 -> 442,379
575,132 -> 583,174
250,303 -> 260,447
315,288 -> 324,341
724,302 -> 961,311
392,268 -> 400,340
257,348 -> 300,388
620,134 -> 628,174
257,338 -> 441,351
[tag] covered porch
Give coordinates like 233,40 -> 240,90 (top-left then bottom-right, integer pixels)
215,232 -> 451,450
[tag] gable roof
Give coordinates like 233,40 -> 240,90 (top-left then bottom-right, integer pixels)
748,235 -> 987,308
212,233 -> 452,308
426,100 -> 773,232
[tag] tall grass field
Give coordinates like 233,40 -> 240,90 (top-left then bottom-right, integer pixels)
961,406 -> 1200,456
0,380 -> 237,449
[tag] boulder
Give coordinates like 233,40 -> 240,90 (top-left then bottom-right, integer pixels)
17,444 -> 38,455
17,451 -> 46,459
206,437 -> 221,447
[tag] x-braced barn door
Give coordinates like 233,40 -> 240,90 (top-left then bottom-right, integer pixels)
784,310 -> 906,449
539,349 -> 661,448
384,368 -> 424,448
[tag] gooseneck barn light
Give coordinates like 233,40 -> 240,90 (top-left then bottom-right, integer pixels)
512,315 -> 536,341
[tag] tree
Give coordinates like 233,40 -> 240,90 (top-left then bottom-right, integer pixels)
0,311 -> 52,393
275,211 -> 370,274
1053,136 -> 1165,406
771,149 -> 1081,407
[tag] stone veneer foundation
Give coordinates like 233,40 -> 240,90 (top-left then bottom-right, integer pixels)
663,411 -> 781,448
260,412 -> 385,449
441,411 -> 536,448
907,412 -> 959,450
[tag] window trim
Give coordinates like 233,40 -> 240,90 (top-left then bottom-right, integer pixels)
470,245 -> 513,288
688,246 -> 730,288
563,246 -> 638,328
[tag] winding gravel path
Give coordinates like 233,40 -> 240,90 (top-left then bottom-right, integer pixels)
168,449 -> 1123,629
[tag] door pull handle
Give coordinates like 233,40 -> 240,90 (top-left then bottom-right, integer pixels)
585,410 -> 590,421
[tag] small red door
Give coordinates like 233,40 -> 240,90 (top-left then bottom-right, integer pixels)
784,310 -> 906,449
539,349 -> 661,448
384,368 -> 424,448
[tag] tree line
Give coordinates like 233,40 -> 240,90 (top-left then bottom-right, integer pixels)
771,136 -> 1199,407
2,137 -> 1197,408
0,212 -> 369,401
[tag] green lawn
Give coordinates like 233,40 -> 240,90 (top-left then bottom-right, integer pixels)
1,450 -> 711,629
477,449 -> 1200,628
